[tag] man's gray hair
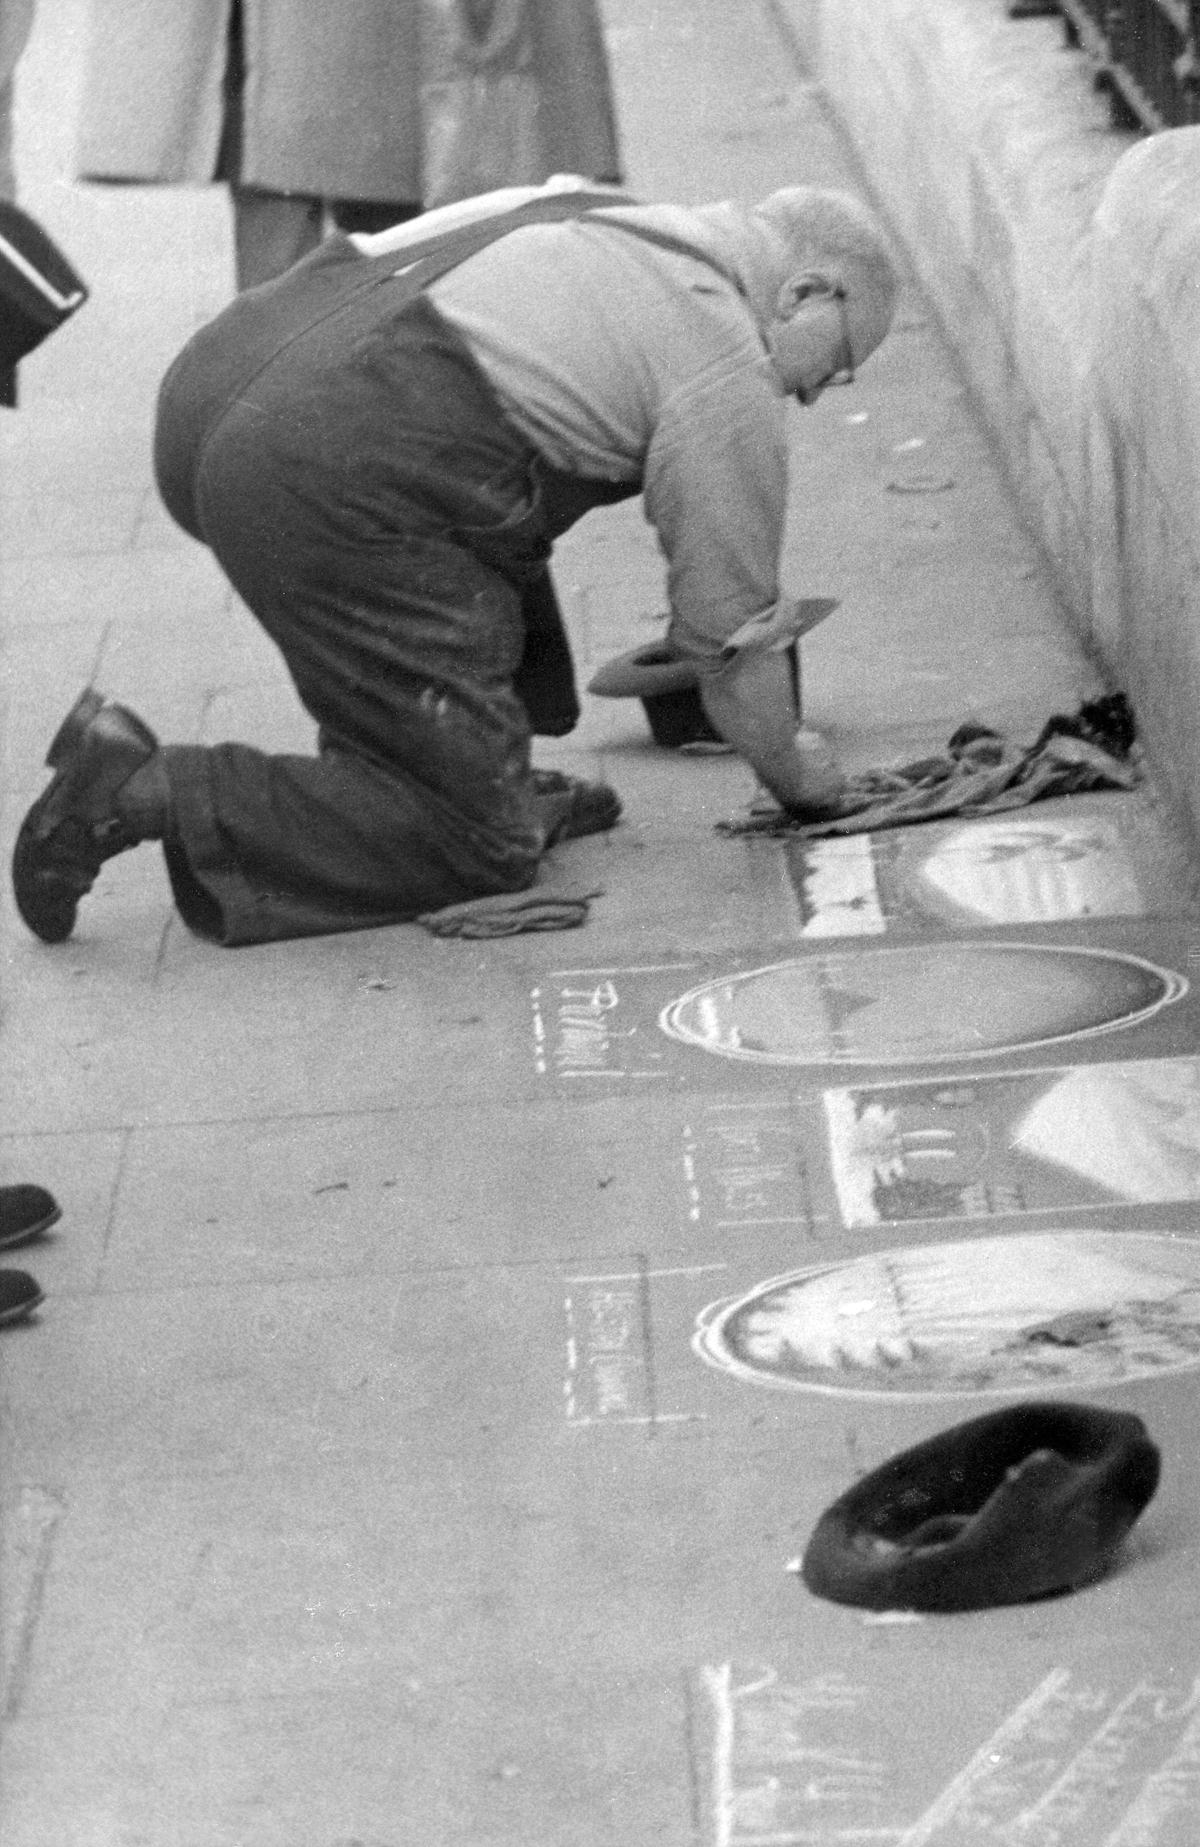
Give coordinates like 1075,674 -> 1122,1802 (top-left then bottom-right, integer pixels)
754,186 -> 899,319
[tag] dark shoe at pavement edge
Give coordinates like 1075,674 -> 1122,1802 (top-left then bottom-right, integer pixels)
0,1270 -> 44,1327
0,1184 -> 61,1250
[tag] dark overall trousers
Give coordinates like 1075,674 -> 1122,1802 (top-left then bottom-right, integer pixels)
152,192 -> 637,944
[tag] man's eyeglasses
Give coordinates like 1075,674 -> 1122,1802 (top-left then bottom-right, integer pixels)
826,286 -> 855,387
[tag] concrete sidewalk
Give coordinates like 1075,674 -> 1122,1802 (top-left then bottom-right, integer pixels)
4,2 -> 1200,1843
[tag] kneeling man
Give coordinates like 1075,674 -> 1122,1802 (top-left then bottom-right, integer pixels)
14,176 -> 897,946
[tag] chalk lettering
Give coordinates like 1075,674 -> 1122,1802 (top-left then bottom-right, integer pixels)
588,1288 -> 638,1351
548,981 -> 627,1072
564,1281 -> 653,1424
706,1664 -> 890,1847
899,1671 -> 1082,1845
731,1764 -> 886,1829
1103,1710 -> 1200,1845
557,980 -> 621,1010
710,1125 -> 772,1154
591,1355 -> 634,1416
685,1107 -> 813,1236
1005,1678 -> 1200,1842
705,1662 -> 1200,1847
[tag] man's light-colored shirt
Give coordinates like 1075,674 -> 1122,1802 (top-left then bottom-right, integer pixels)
409,197 -> 791,667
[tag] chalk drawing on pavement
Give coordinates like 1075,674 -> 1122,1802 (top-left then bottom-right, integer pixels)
562,1263 -> 719,1428
698,1661 -> 1200,1846
787,807 -> 1146,939
660,943 -> 1185,1067
906,812 -> 1145,924
701,1662 -> 892,1846
692,1229 -> 1200,1396
824,1055 -> 1200,1226
682,1097 -> 823,1237
532,965 -> 694,1080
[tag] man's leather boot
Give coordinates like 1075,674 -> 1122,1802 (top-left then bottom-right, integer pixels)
12,686 -> 162,944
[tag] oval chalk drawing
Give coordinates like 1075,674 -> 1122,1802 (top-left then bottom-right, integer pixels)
912,815 -> 1144,925
660,942 -> 1184,1066
693,1230 -> 1200,1398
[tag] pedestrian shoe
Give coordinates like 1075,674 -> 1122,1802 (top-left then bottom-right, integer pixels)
12,686 -> 158,944
0,1184 -> 61,1250
800,1401 -> 1161,1614
0,1269 -> 45,1328
533,769 -> 623,842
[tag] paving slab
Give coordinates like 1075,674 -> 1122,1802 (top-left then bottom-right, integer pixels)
5,1 -> 1200,1844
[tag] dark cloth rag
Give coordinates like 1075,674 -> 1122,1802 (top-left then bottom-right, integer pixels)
720,694 -> 1140,840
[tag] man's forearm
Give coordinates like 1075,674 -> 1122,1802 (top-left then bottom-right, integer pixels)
699,648 -> 844,812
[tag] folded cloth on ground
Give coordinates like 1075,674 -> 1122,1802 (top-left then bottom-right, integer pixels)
417,885 -> 602,938
801,1401 -> 1160,1613
718,693 -> 1140,839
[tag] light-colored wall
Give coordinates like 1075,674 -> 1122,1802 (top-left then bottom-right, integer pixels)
1089,134 -> 1200,817
772,0 -> 1200,831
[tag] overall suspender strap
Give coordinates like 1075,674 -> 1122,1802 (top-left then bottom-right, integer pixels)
360,187 -> 641,291
358,193 -> 749,303
155,189 -> 635,536
575,216 -> 749,299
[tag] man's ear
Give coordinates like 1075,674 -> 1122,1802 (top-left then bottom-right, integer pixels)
774,270 -> 831,319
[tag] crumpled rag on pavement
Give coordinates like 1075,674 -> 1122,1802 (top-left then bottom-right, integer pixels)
718,694 -> 1141,840
418,885 -> 603,938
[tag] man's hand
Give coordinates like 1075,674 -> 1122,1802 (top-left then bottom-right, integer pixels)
699,646 -> 846,814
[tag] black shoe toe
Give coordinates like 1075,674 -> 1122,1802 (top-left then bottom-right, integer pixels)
0,1184 -> 62,1250
0,1269 -> 44,1327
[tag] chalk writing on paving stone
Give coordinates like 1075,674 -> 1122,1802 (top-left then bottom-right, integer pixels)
531,964 -> 693,1079
700,1663 -> 1200,1845
563,1279 -> 649,1422
1100,1707 -> 1200,1847
533,978 -> 625,1076
681,1099 -> 822,1236
898,1671 -> 1200,1845
701,1663 -> 892,1845
563,1265 -> 719,1429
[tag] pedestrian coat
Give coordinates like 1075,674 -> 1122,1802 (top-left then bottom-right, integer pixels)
0,0 -> 34,200
74,0 -> 620,203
